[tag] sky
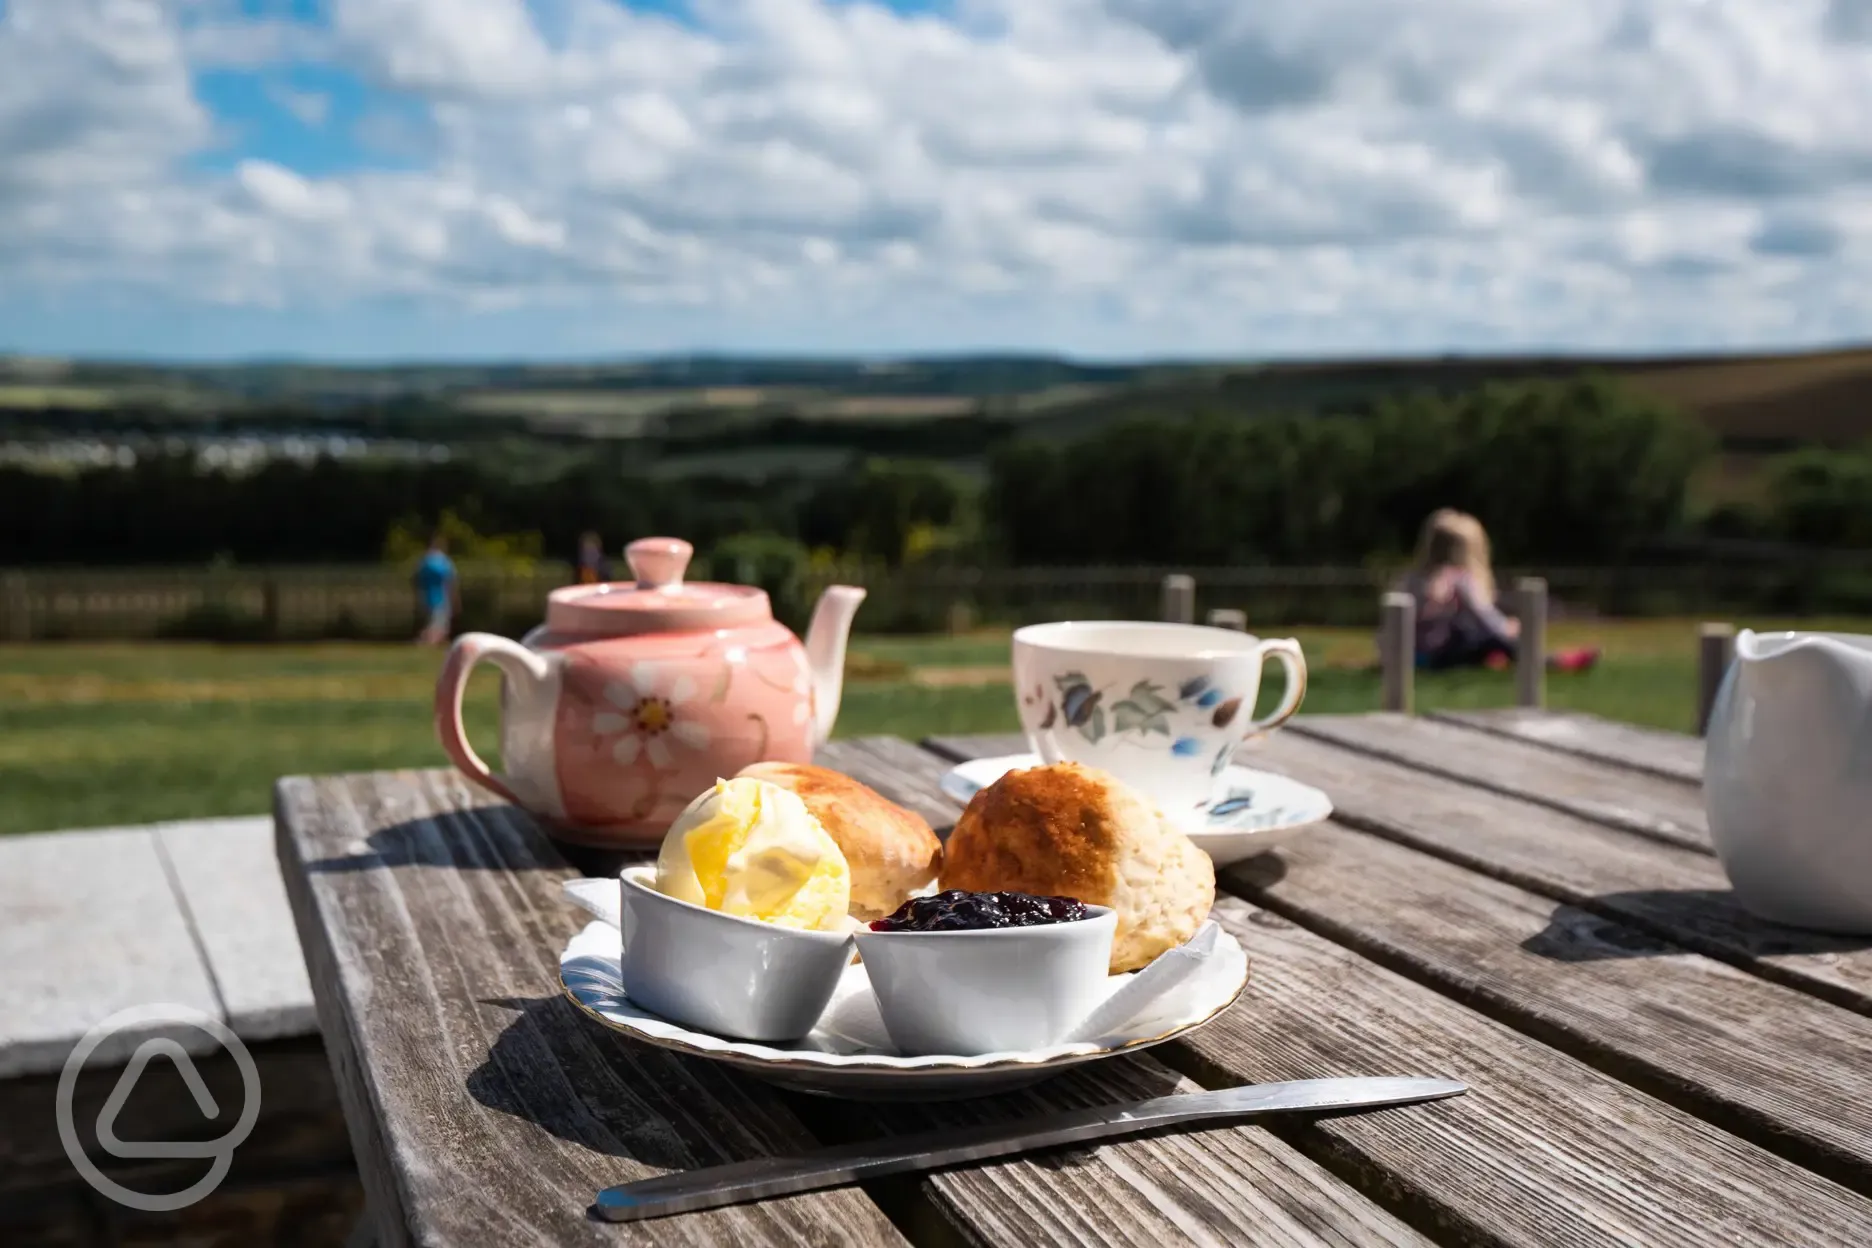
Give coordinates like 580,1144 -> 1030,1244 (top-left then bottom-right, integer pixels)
2,0 -> 1871,362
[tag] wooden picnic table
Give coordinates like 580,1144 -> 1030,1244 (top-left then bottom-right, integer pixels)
275,712 -> 1872,1247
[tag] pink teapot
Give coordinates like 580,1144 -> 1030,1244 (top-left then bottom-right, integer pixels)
434,537 -> 865,847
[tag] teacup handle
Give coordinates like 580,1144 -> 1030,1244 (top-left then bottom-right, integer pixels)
435,633 -> 552,805
1246,638 -> 1308,735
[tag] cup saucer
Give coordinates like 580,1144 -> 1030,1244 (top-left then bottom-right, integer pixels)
938,753 -> 1333,867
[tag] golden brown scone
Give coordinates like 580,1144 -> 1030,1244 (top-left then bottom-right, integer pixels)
941,762 -> 1213,973
736,762 -> 943,921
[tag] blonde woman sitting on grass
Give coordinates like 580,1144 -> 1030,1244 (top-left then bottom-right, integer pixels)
1402,510 -> 1598,673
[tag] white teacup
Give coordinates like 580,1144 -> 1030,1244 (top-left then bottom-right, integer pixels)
1011,621 -> 1307,820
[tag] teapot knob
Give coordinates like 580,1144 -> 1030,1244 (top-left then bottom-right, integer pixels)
626,537 -> 693,590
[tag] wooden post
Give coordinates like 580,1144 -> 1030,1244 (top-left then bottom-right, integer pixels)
1207,608 -> 1247,631
1161,574 -> 1195,625
262,578 -> 282,641
0,573 -> 27,642
1698,622 -> 1736,736
1380,591 -> 1415,714
1515,576 -> 1548,709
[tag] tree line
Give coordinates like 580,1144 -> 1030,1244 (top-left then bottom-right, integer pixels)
4,374 -> 1869,571
0,451 -> 968,568
988,376 -> 1714,565
0,398 -> 1012,461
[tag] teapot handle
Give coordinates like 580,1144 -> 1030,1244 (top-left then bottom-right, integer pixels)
435,633 -> 553,805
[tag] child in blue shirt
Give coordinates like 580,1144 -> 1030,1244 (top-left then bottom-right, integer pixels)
414,533 -> 458,646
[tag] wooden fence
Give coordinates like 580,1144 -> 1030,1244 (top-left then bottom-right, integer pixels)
0,560 -> 1863,643
0,565 -> 575,642
823,561 -> 1872,633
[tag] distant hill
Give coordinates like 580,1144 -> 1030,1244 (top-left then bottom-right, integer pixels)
5,346 -> 1870,470
1017,346 -> 1872,451
1618,349 -> 1872,448
0,353 -> 1155,411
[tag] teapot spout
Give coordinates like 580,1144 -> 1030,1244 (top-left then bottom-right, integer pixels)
804,586 -> 866,748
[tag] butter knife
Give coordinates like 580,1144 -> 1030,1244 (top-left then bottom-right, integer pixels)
592,1076 -> 1465,1223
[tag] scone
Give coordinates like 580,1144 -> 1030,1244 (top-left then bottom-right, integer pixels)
940,762 -> 1214,973
736,762 -> 943,921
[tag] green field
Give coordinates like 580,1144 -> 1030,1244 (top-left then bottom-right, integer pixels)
1,618 -> 1860,835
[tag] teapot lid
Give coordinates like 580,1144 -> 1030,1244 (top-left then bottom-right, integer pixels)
544,538 -> 772,635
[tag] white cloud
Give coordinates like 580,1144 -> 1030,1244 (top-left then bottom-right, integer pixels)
238,159 -> 348,220
4,0 -> 1872,356
0,0 -> 207,194
179,13 -> 331,69
267,84 -> 330,127
331,0 -> 559,99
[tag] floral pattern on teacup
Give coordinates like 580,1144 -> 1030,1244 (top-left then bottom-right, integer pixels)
1176,676 -> 1244,730
1029,671 -> 1242,759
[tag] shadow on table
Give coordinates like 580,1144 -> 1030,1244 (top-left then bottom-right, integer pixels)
1521,891 -> 1872,962
778,1052 -> 1187,1175
305,808 -> 645,878
1216,852 -> 1290,895
465,994 -> 762,1170
467,997 -> 1189,1177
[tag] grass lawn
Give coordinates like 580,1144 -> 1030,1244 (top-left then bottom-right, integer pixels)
3,617 -> 1863,836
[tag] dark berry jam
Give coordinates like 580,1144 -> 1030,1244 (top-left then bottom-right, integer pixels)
869,890 -> 1091,932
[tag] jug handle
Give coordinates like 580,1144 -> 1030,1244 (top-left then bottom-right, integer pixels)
435,633 -> 553,806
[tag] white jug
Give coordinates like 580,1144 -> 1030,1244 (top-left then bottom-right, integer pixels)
1704,631 -> 1872,933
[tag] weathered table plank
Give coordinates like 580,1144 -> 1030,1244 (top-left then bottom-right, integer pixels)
1253,731 -> 1872,1015
1221,820 -> 1872,1194
1429,708 -> 1704,784
924,732 -> 1028,764
818,740 -> 1433,1247
275,769 -> 909,1248
1292,714 -> 1711,852
1191,894 -> 1872,1247
817,1055 -> 1436,1248
931,732 -> 1872,1246
819,735 -> 970,835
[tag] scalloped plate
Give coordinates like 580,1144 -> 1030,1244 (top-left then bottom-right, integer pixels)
939,754 -> 1333,867
559,921 -> 1249,1100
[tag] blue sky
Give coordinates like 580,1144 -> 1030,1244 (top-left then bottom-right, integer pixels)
2,0 -> 1871,361
193,63 -> 389,177
184,2 -> 947,181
